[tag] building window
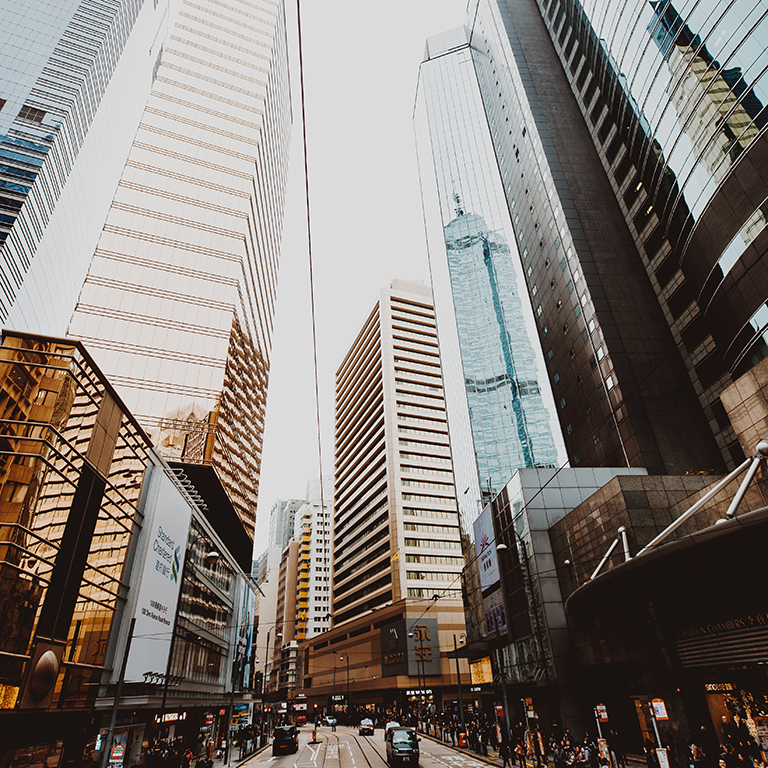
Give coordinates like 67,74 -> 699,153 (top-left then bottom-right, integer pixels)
570,347 -> 576,360
563,323 -> 569,335
554,372 -> 560,383
559,397 -> 566,409
548,348 -> 554,359
551,279 -> 556,290
557,300 -> 563,312
566,423 -> 573,435
537,305 -> 543,316
19,104 -> 45,123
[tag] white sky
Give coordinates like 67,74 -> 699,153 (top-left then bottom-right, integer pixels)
253,1 -> 469,547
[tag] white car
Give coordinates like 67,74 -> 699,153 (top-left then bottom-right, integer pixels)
322,716 -> 337,726
384,721 -> 401,740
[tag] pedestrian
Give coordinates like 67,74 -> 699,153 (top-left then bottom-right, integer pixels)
501,741 -> 512,768
645,738 -> 659,768
609,731 -> 627,768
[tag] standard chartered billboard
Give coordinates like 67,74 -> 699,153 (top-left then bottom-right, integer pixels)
119,465 -> 192,683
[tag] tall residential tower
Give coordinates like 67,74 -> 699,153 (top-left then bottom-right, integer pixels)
333,280 -> 464,624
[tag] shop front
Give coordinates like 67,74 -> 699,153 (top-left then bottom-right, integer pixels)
565,506 -> 768,760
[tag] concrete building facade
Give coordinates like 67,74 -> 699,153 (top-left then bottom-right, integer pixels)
332,280 -> 465,626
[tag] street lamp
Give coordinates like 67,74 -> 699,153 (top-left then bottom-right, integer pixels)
496,538 -> 546,765
407,594 -> 440,731
453,633 -> 467,743
339,654 -> 350,722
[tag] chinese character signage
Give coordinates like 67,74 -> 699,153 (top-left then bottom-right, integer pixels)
380,617 -> 441,677
406,618 -> 441,676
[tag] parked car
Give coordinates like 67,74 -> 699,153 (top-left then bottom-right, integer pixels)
386,728 -> 419,765
359,718 -> 374,736
384,721 -> 401,740
272,725 -> 299,755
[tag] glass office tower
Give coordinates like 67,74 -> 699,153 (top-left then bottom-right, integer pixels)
415,29 -> 567,528
417,6 -> 725,491
0,0 -> 178,334
68,0 -> 292,533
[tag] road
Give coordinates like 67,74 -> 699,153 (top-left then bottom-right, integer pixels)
240,726 -> 492,768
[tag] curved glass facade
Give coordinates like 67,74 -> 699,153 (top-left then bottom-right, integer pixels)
531,0 -> 768,463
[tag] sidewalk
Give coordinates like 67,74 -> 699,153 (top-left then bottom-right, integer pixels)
418,731 -> 647,768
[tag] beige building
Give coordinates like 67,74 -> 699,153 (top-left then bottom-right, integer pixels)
68,0 -> 292,534
294,280 -> 468,720
333,279 -> 465,624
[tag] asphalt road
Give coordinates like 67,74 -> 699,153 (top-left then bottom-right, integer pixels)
240,726 -> 493,768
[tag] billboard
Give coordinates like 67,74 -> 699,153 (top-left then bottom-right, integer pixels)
473,505 -> 500,592
121,468 -> 192,683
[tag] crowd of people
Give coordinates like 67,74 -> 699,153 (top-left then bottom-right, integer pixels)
687,716 -> 763,768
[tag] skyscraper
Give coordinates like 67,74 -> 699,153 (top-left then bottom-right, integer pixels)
0,0 -> 178,333
332,280 -> 464,625
294,477 -> 332,639
67,0 -> 292,532
269,498 -> 304,550
526,0 -> 768,468
415,5 -> 724,516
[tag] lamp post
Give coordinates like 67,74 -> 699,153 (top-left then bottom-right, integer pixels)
453,633 -> 467,743
407,594 -> 440,733
497,537 -> 545,765
340,654 -> 350,722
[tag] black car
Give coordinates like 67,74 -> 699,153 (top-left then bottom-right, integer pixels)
273,725 -> 299,755
386,728 -> 419,766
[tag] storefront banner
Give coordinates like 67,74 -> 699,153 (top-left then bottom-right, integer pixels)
473,506 -> 500,592
121,469 -> 192,682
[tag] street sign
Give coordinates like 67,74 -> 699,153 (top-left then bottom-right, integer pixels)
652,699 -> 669,720
656,748 -> 670,768
596,704 -> 609,722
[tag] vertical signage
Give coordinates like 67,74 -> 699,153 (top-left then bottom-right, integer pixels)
407,618 -> 441,676
473,506 -> 500,591
121,469 -> 192,683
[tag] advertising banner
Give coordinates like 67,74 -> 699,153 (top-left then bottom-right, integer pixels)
122,469 -> 192,682
380,619 -> 408,677
473,506 -> 500,592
